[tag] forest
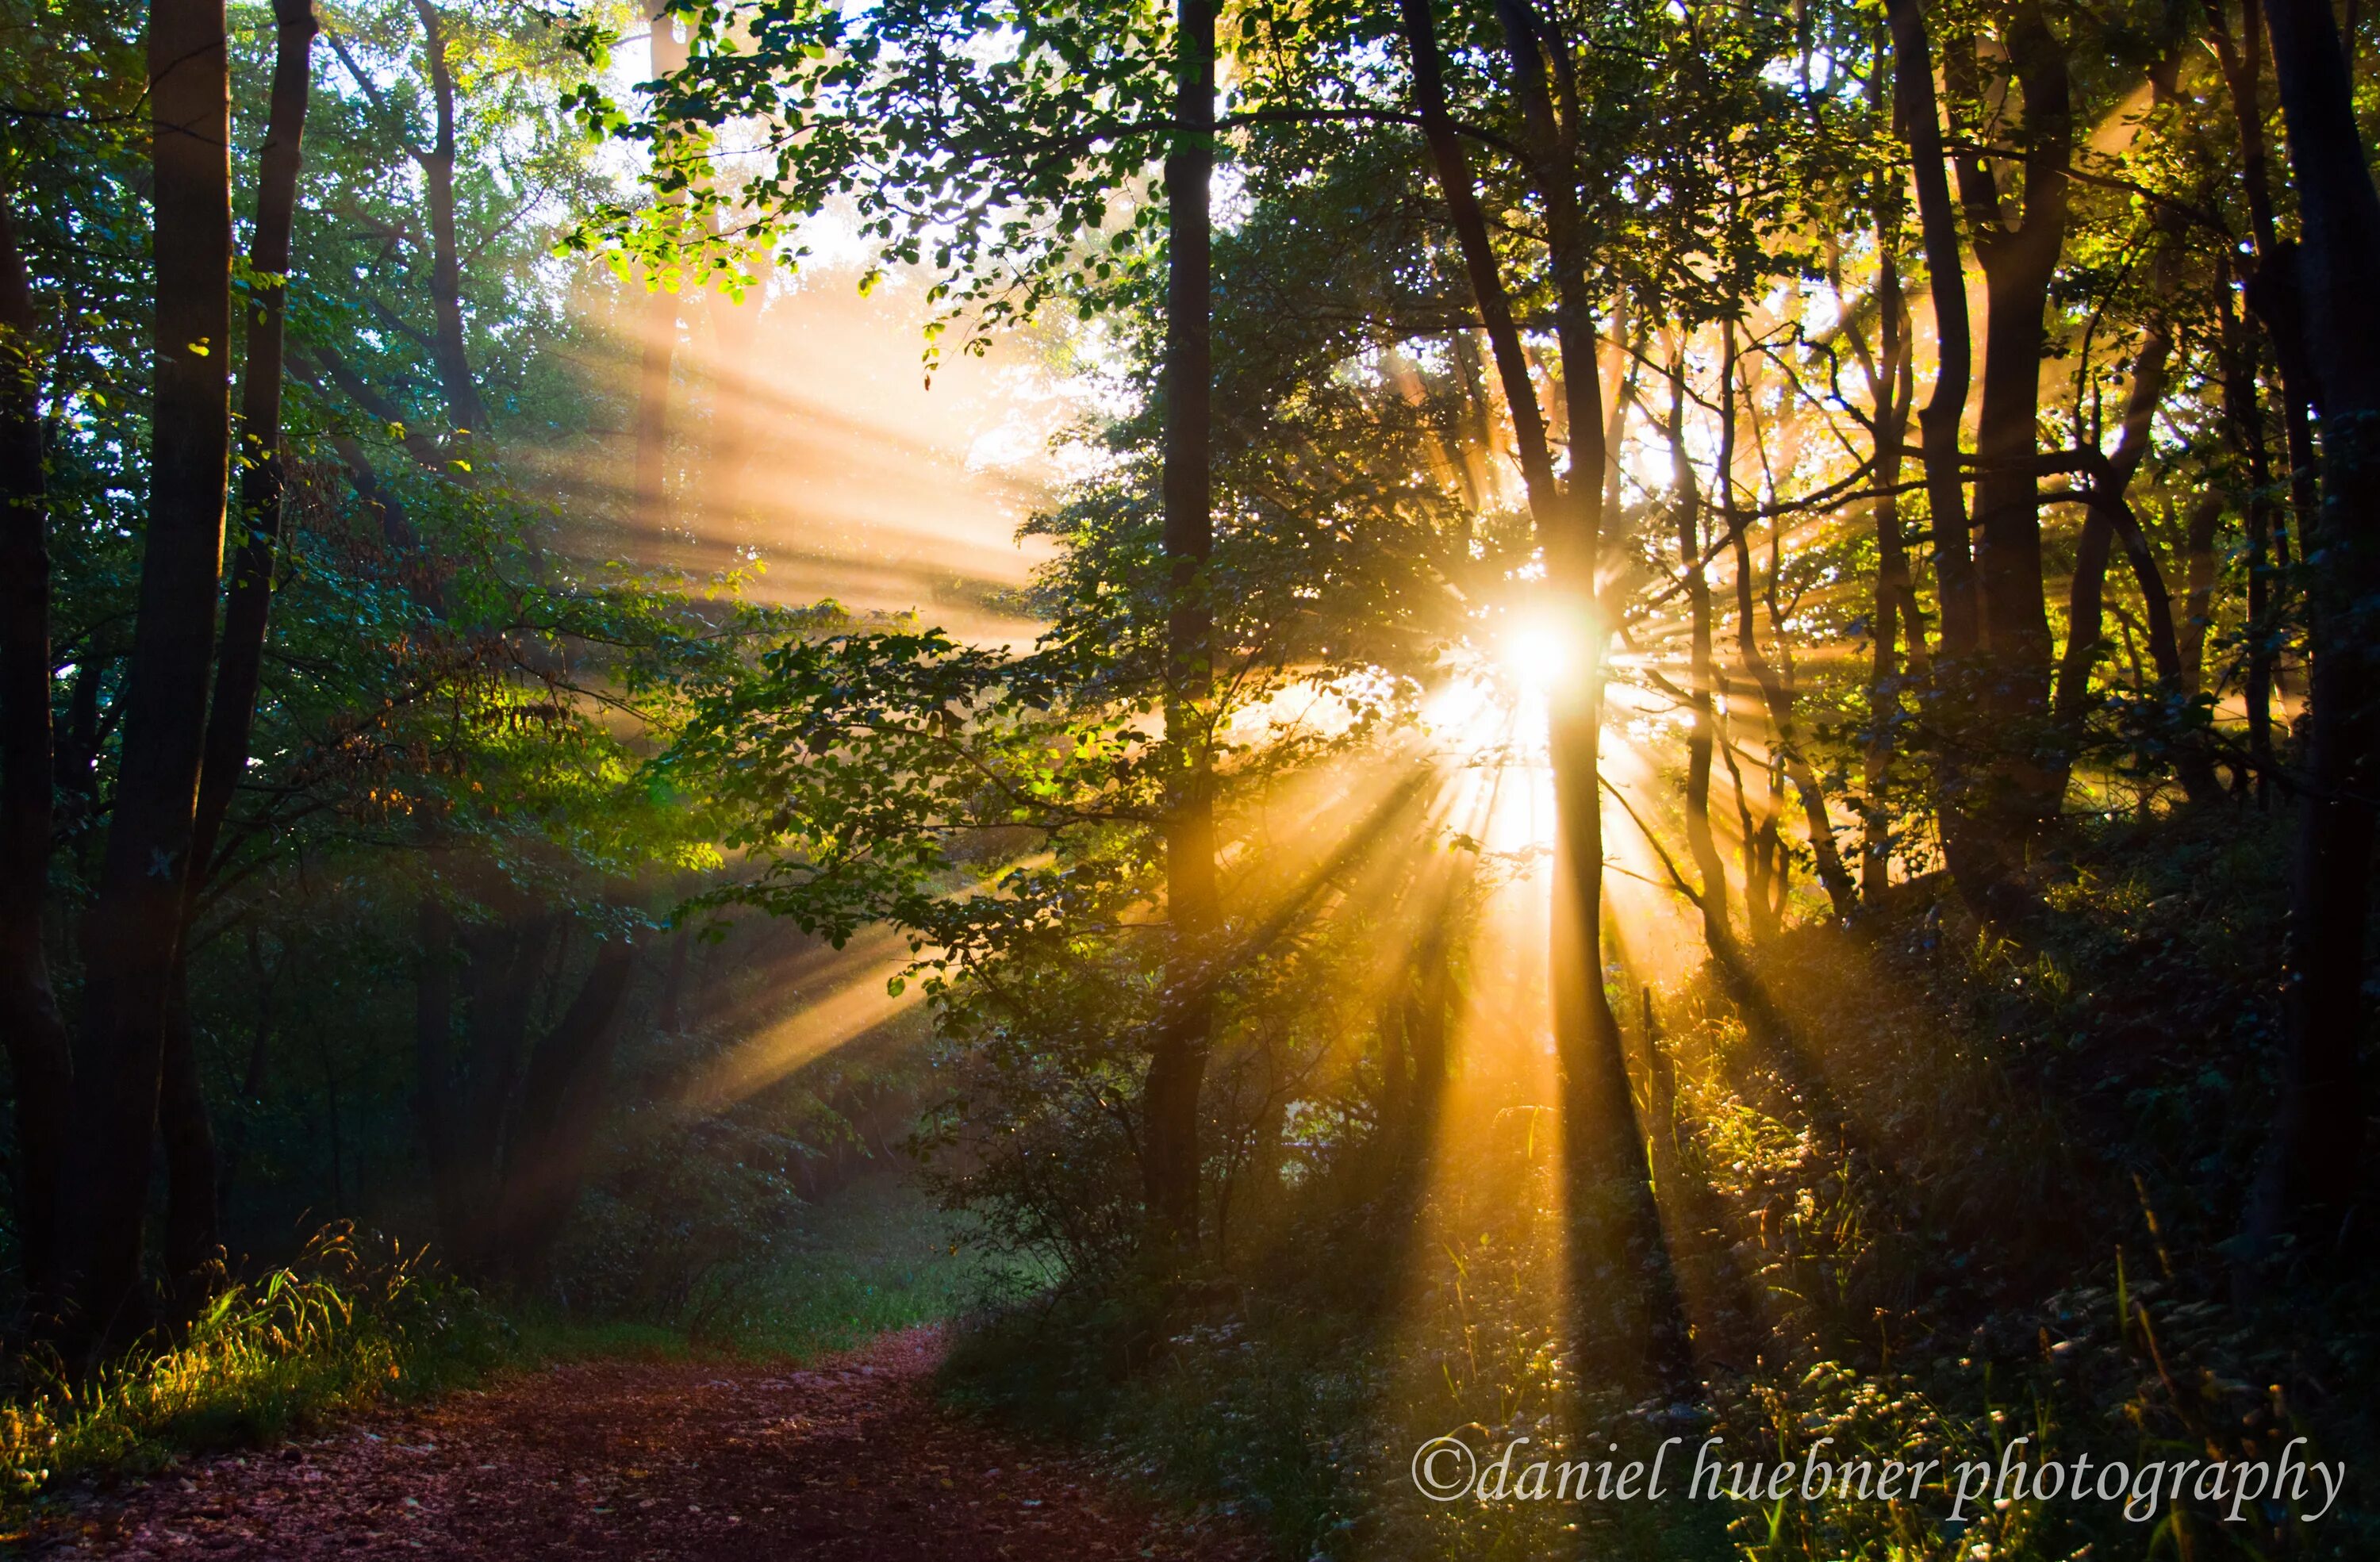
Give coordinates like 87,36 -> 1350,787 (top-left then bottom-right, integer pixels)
1,0 -> 2377,1549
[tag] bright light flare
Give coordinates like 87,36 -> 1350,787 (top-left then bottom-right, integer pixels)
1499,609 -> 1591,696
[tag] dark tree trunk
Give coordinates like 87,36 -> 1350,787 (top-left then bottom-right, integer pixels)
410,0 -> 486,443
156,969 -> 219,1288
1856,249 -> 1920,903
1397,0 -> 1690,1390
0,190 -> 75,1309
1885,0 -> 1976,659
2210,0 -> 2320,574
1489,0 -> 1641,1177
2247,0 -> 2380,1253
194,0 -> 314,888
1716,331 -> 1779,939
494,935 -> 636,1280
1954,4 -> 2070,823
1668,359 -> 1730,940
63,0 -> 232,1348
1139,0 -> 1219,1252
155,0 -> 318,1291
1887,0 -> 2028,921
2212,290 -> 2278,797
414,892 -> 463,1260
2176,496 -> 2222,697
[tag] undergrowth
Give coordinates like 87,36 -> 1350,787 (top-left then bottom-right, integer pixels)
945,811 -> 2380,1560
0,1168 -> 1005,1541
0,1225 -> 509,1536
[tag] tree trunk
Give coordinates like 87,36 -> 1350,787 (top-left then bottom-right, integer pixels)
2247,0 -> 2380,1253
0,190 -> 75,1309
1393,0 -> 1690,1389
410,0 -> 486,443
1668,358 -> 1730,940
1138,0 -> 1219,1253
1887,0 -> 2027,921
414,892 -> 464,1261
157,967 -> 220,1288
1956,4 -> 2070,823
1489,0 -> 1641,1169
1859,250 -> 1918,902
2214,284 -> 2280,796
63,0 -> 233,1348
156,0 -> 318,1291
2209,0 -> 2320,575
494,935 -> 636,1281
1885,0 -> 1976,659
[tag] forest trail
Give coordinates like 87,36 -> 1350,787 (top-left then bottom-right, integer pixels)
38,1327 -> 1269,1560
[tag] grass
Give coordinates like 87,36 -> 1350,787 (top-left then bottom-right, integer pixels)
721,1166 -> 1032,1357
0,1226 -> 509,1538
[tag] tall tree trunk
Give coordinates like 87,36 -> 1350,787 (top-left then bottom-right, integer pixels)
1885,0 -> 1977,659
1716,329 -> 1779,938
1391,0 -> 1691,1388
2247,0 -> 2380,1253
0,190 -> 75,1309
410,0 -> 485,443
1668,357 -> 1730,941
64,0 -> 233,1348
1857,250 -> 1919,903
1955,3 -> 2070,823
1138,0 -> 1219,1252
1887,0 -> 2025,920
494,934 -> 636,1280
157,0 -> 319,1291
2210,0 -> 2320,574
1489,0 -> 1641,1176
2175,495 -> 2224,704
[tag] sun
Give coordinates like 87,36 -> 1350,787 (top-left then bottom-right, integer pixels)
1501,611 -> 1585,695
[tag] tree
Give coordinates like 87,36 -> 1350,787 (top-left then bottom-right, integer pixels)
0,189 -> 74,1308
2247,0 -> 2380,1251
63,0 -> 236,1346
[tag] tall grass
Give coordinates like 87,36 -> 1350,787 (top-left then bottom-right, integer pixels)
0,1226 -> 508,1528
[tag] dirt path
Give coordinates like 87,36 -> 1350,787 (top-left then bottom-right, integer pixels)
38,1328 -> 1271,1560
